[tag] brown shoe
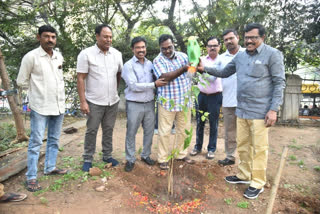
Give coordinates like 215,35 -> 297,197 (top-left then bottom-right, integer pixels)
159,162 -> 169,170
45,168 -> 68,175
177,157 -> 195,164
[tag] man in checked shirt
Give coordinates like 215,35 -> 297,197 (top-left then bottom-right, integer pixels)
153,34 -> 195,170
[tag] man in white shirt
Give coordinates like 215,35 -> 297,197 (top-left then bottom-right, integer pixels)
217,29 -> 245,166
77,24 -> 123,171
17,25 -> 67,192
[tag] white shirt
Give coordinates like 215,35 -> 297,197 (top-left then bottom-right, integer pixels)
218,47 -> 245,107
76,45 -> 123,106
17,46 -> 65,115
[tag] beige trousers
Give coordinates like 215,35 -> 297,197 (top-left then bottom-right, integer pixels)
157,105 -> 191,163
236,118 -> 269,189
0,183 -> 4,197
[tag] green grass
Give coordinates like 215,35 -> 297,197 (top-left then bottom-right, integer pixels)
0,123 -> 30,151
314,166 -> 320,171
224,198 -> 232,205
288,155 -> 297,161
207,172 -> 214,181
288,139 -> 303,150
237,201 -> 249,209
298,160 -> 304,167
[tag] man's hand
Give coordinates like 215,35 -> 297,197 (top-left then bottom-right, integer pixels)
80,101 -> 90,114
264,110 -> 277,127
197,58 -> 204,73
155,78 -> 167,87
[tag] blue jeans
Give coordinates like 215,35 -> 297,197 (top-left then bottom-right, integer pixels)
26,110 -> 64,180
194,92 -> 222,152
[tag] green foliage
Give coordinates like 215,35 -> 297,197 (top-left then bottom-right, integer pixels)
237,201 -> 249,209
288,155 -> 297,161
183,127 -> 193,150
224,198 -> 232,205
313,166 -> 320,171
0,123 -> 29,151
207,172 -> 214,181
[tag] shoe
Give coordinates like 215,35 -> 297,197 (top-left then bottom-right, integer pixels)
103,157 -> 119,167
171,128 -> 176,134
159,162 -> 169,170
154,129 -> 159,135
225,175 -> 250,184
124,161 -> 135,172
141,157 -> 155,165
206,151 -> 215,159
0,192 -> 27,202
82,162 -> 92,172
190,149 -> 201,156
243,186 -> 264,199
218,158 -> 235,166
44,168 -> 68,175
176,157 -> 195,164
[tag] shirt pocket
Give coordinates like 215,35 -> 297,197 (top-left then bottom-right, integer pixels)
250,63 -> 268,78
32,60 -> 44,81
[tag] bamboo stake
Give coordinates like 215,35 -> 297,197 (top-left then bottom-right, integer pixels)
266,146 -> 289,214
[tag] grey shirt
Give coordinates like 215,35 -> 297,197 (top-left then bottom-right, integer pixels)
122,56 -> 155,102
204,43 -> 286,119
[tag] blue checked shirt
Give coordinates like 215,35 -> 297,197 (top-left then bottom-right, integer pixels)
153,51 -> 192,112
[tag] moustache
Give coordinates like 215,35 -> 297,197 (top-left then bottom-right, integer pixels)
138,51 -> 145,54
246,42 -> 255,46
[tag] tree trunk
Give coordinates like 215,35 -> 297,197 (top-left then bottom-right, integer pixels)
0,49 -> 29,142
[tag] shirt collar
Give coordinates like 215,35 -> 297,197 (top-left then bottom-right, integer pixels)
160,52 -> 177,60
94,44 -> 113,54
246,43 -> 265,55
39,46 -> 57,59
205,54 -> 219,61
225,46 -> 244,56
132,55 -> 148,64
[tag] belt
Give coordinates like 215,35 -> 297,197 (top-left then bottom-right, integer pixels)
127,100 -> 153,104
200,91 -> 222,96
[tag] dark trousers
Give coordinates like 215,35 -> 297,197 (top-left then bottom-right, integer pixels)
194,92 -> 222,152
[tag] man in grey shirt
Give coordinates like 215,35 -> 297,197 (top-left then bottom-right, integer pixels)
121,36 -> 167,172
198,23 -> 285,199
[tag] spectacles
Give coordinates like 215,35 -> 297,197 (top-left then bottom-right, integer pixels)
207,45 -> 219,48
244,36 -> 260,41
161,45 -> 174,52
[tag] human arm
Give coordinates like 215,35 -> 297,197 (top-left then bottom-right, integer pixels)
77,73 -> 89,114
158,65 -> 188,82
16,54 -> 33,89
76,51 -> 90,114
197,58 -> 237,78
117,53 -> 123,89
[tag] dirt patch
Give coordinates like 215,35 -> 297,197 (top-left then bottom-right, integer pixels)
0,115 -> 320,213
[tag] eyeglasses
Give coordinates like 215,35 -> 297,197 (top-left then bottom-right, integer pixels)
207,45 -> 219,48
244,36 -> 260,41
160,45 -> 174,52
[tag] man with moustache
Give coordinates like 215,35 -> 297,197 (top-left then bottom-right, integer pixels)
190,37 -> 222,160
197,23 -> 285,199
153,34 -> 195,170
17,25 -> 67,192
217,29 -> 245,166
77,24 -> 123,171
121,36 -> 167,172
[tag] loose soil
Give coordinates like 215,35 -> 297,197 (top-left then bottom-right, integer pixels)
0,114 -> 320,214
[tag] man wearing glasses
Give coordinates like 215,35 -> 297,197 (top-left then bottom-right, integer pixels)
153,34 -> 195,170
197,23 -> 285,199
190,37 -> 222,160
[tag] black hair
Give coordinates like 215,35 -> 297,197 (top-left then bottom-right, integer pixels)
206,36 -> 220,46
38,25 -> 57,36
159,34 -> 173,45
222,29 -> 238,37
131,36 -> 147,48
244,23 -> 265,37
95,24 -> 112,35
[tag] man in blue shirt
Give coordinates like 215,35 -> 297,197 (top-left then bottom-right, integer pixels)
121,36 -> 167,172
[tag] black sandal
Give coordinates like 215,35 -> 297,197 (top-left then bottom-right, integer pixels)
0,192 -> 27,202
25,179 -> 42,192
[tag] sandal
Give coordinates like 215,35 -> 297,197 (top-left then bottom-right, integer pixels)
25,179 -> 42,192
159,162 -> 169,170
0,192 -> 27,202
177,157 -> 195,164
45,168 -> 68,175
